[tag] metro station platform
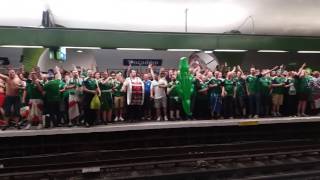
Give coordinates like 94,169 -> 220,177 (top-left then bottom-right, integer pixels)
1,116 -> 320,138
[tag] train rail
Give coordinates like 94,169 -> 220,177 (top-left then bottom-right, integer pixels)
1,139 -> 320,179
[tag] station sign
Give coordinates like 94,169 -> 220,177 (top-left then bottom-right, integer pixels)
123,59 -> 162,66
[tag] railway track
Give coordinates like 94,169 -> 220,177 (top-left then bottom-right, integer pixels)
1,139 -> 320,179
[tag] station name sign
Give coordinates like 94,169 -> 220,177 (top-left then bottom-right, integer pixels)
123,59 -> 162,66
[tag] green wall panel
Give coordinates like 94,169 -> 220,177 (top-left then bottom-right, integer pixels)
22,48 -> 45,72
1,27 -> 320,51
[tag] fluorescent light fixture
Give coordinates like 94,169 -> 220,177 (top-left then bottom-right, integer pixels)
116,48 -> 154,51
76,50 -> 83,53
214,49 -> 247,52
62,46 -> 101,49
1,45 -> 43,48
167,49 -> 201,52
257,50 -> 287,53
204,50 -> 213,53
298,51 -> 320,54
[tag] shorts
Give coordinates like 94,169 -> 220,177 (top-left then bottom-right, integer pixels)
169,96 -> 181,111
4,96 -> 21,117
272,94 -> 283,106
298,93 -> 309,101
154,96 -> 167,109
0,93 -> 5,107
114,96 -> 125,108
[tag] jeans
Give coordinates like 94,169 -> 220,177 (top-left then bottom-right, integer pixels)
210,93 -> 222,114
248,93 -> 260,116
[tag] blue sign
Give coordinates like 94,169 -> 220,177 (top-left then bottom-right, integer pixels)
123,59 -> 162,66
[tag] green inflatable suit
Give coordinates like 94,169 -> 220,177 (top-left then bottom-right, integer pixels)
176,57 -> 194,116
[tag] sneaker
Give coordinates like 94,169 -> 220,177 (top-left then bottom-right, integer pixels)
119,116 -> 125,121
272,112 -> 277,117
301,113 -> 308,117
276,112 -> 282,116
156,117 -> 161,121
24,124 -> 31,130
114,116 -> 119,122
37,124 -> 43,130
253,115 -> 259,119
164,116 -> 168,121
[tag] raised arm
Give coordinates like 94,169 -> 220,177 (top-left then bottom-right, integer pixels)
230,66 -> 236,73
261,65 -> 279,76
237,65 -> 244,75
148,64 -> 155,80
54,66 -> 62,80
297,63 -> 306,76
0,73 -> 8,81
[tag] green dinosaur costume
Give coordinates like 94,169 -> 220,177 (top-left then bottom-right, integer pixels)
176,57 -> 194,116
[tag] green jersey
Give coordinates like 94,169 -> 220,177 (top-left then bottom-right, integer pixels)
168,80 -> 179,97
26,81 -> 43,99
43,79 -> 61,102
83,78 -> 97,90
272,76 -> 286,94
113,80 -> 125,97
235,78 -> 246,96
297,76 -> 311,94
259,76 -> 272,95
224,79 -> 235,96
246,75 -> 257,94
209,78 -> 222,95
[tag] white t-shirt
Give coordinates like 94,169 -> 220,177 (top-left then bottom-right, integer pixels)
151,78 -> 167,99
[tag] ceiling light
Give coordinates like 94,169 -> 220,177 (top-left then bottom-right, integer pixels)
257,50 -> 287,53
76,50 -> 83,53
1,45 -> 44,48
214,49 -> 247,52
116,48 -> 154,51
297,51 -> 320,54
62,46 -> 101,49
204,51 -> 213,53
167,49 -> 201,52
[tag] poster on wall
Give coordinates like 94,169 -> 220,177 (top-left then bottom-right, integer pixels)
123,59 -> 162,66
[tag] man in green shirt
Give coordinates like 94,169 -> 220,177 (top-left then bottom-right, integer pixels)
82,70 -> 99,127
167,73 -> 181,120
259,72 -> 272,117
246,67 -> 259,118
113,72 -> 125,122
43,74 -> 62,128
296,63 -> 310,116
222,72 -> 236,119
271,71 -> 286,116
246,66 -> 278,118
234,70 -> 247,118
208,71 -> 223,119
22,72 -> 44,130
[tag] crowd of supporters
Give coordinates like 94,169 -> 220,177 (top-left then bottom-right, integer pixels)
0,60 -> 320,130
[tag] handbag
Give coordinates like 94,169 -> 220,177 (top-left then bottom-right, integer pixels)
90,95 -> 101,110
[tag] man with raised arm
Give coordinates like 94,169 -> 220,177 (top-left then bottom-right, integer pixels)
0,69 -> 22,130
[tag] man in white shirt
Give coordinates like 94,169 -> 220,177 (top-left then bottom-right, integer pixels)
151,72 -> 168,121
122,69 -> 144,121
